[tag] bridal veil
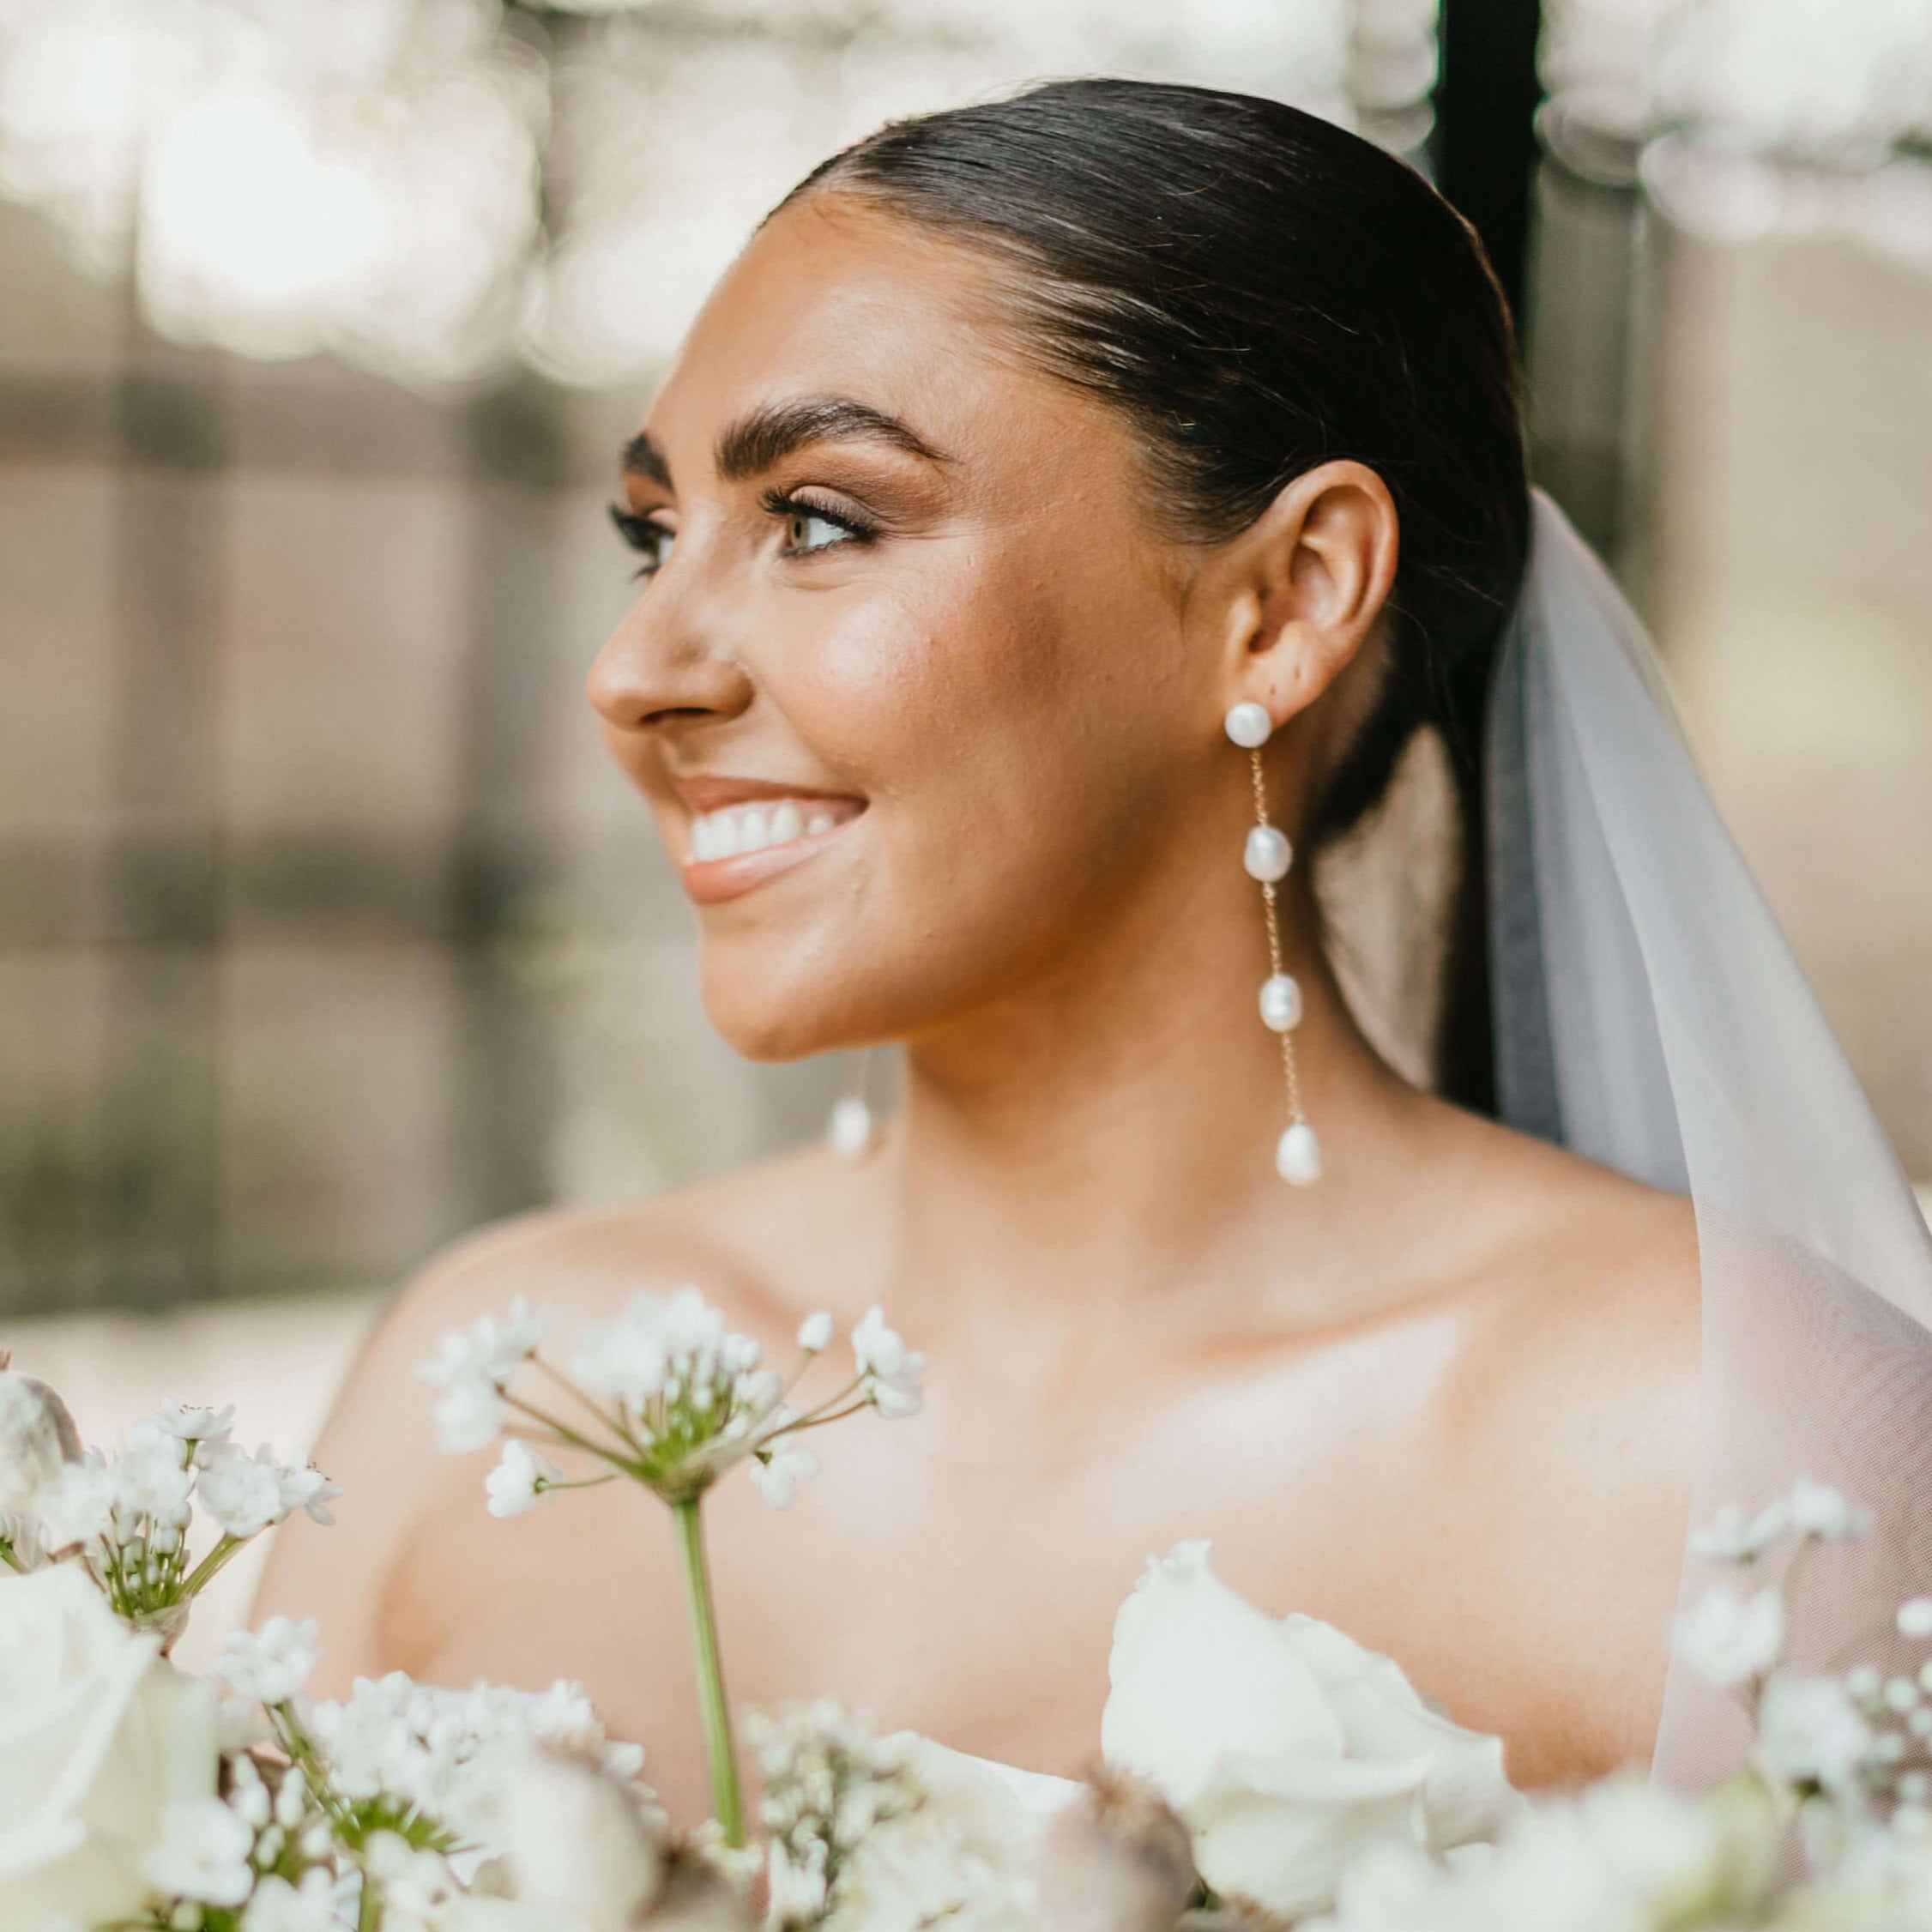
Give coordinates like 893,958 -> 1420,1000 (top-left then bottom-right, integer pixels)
1488,488 -> 1932,1786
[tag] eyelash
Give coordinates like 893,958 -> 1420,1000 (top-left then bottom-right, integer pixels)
607,492 -> 878,580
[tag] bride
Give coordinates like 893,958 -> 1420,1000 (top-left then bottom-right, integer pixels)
257,78 -> 1932,1823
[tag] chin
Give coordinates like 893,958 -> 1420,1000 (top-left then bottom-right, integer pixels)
697,955 -> 884,1063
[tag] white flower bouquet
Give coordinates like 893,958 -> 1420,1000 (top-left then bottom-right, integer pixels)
4,1303 -> 1932,1932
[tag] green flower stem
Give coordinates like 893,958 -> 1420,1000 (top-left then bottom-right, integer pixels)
271,1703 -> 354,1838
501,1388 -> 638,1469
768,1398 -> 872,1440
179,1532 -> 244,1600
0,1537 -> 21,1573
672,1494 -> 746,1847
531,1356 -> 648,1453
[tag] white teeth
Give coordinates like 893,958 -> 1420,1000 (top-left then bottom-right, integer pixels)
688,797 -> 854,864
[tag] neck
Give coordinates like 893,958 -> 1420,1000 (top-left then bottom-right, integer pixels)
873,856 -> 1428,1343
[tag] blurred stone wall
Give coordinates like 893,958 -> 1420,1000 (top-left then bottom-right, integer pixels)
0,191 -> 844,1315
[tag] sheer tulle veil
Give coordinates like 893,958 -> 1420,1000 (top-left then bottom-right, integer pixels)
1488,488 -> 1932,1786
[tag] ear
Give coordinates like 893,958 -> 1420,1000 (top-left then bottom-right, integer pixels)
1195,460 -> 1399,734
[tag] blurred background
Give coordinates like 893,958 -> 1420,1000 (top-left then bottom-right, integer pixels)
2,0 -> 1930,1647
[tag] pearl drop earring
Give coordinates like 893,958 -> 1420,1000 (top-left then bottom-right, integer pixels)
827,1048 -> 880,1162
1224,701 -> 1322,1186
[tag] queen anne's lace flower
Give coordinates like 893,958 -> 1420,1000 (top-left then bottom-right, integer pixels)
198,1442 -> 295,1540
851,1307 -> 927,1419
240,1871 -> 345,1932
279,1464 -> 343,1526
33,1453 -> 118,1552
215,1617 -> 322,1706
302,1671 -> 655,1856
417,1297 -> 549,1453
153,1401 -> 237,1446
752,1701 -> 923,1929
486,1439 -> 563,1518
750,1442 -> 821,1512
142,1795 -> 258,1907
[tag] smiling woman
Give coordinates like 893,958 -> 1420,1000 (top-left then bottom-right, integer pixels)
251,77 -> 1932,1832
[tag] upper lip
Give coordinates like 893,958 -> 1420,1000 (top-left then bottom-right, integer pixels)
668,772 -> 866,814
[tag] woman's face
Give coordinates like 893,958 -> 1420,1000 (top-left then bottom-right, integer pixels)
589,196 -> 1231,1060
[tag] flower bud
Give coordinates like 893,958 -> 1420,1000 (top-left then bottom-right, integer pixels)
637,1843 -> 752,1932
0,1362 -> 82,1519
1035,1768 -> 1197,1932
492,1748 -> 666,1932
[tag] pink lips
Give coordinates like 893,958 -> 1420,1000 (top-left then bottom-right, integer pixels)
670,774 -> 867,907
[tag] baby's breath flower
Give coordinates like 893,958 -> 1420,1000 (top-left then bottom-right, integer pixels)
1675,1585 -> 1785,1687
798,1311 -> 834,1355
1758,1675 -> 1874,1792
1899,1599 -> 1932,1639
1787,1478 -> 1872,1542
1691,1500 -> 1790,1563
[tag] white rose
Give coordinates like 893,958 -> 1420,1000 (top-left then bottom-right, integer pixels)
0,1562 -> 220,1927
1100,1542 -> 1522,1923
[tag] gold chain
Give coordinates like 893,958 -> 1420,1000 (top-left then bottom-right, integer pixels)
1249,747 -> 1304,1126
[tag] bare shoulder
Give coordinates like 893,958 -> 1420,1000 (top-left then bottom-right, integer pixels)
374,1138 -> 888,1363
254,1140 -> 881,1672
1430,1112 -> 1701,1776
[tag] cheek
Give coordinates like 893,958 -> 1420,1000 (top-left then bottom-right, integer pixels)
696,521 -> 1196,1056
804,546 -> 1190,953
796,542 -> 1169,836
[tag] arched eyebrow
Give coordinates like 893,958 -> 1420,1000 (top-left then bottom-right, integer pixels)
619,394 -> 951,493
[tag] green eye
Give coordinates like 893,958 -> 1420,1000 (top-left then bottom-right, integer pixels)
788,510 -> 847,552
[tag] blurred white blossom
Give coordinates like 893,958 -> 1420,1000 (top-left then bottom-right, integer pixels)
214,1617 -> 323,1706
143,1794 -> 258,1906
851,1307 -> 927,1419
1675,1585 -> 1786,1687
486,1437 -> 564,1518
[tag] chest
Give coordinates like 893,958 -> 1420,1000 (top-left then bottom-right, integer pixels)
417,1322 -> 1666,1814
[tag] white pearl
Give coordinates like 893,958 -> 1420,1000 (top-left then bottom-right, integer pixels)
827,1096 -> 875,1161
1223,701 -> 1272,749
1243,824 -> 1293,882
1276,1122 -> 1322,1186
1259,973 -> 1302,1032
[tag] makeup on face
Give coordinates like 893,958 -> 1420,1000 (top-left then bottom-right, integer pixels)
671,774 -> 867,906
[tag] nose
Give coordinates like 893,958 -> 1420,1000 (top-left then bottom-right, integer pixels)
586,595 -> 755,736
